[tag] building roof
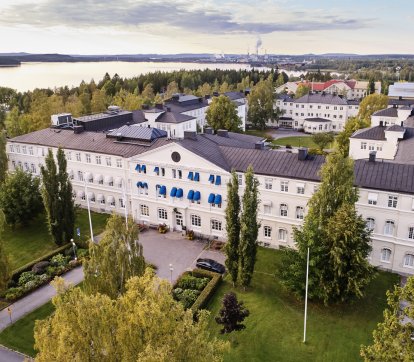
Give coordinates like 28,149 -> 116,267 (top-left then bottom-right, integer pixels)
347,100 -> 360,105
155,111 -> 195,124
393,128 -> 414,164
388,98 -> 414,107
107,125 -> 167,141
277,94 -> 294,102
295,93 -> 348,105
386,125 -> 405,132
304,117 -> 331,123
351,126 -> 386,140
373,107 -> 398,118
73,110 -> 131,123
389,83 -> 414,99
223,91 -> 246,101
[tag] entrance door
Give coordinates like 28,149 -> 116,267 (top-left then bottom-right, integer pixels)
175,212 -> 183,231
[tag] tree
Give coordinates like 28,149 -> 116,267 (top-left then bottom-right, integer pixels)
0,130 -> 7,184
206,95 -> 241,131
91,89 -> 108,113
368,79 -> 376,95
358,94 -> 388,123
239,165 -> 260,288
0,169 -> 43,227
41,148 -> 75,245
361,277 -> 414,361
295,84 -> 310,98
336,117 -> 370,156
84,214 -> 145,299
275,73 -> 287,87
311,132 -> 335,151
247,75 -> 277,130
34,270 -> 228,362
165,81 -> 180,99
224,171 -> 241,286
0,210 -> 11,291
281,152 -> 374,304
215,292 -> 250,334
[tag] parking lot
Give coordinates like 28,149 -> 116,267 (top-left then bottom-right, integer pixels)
139,229 -> 225,282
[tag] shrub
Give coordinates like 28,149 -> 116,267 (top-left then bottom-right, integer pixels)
177,275 -> 210,291
18,271 -> 37,287
50,254 -> 67,267
177,289 -> 201,309
285,144 -> 292,149
38,274 -> 50,283
46,265 -> 65,276
191,269 -> 223,312
5,287 -> 25,301
24,280 -> 39,290
76,248 -> 89,260
32,261 -> 50,275
308,147 -> 325,155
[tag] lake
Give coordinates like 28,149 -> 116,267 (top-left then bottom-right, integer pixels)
0,61 -> 274,92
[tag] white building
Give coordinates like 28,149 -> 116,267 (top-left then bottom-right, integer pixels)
275,93 -> 359,133
388,82 -> 414,100
7,123 -> 414,276
371,106 -> 413,127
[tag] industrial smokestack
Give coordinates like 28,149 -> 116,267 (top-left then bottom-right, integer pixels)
256,36 -> 262,56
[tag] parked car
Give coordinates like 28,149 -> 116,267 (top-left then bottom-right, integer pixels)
196,258 -> 225,274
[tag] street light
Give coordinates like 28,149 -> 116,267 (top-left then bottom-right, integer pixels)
169,263 -> 174,284
71,238 -> 77,261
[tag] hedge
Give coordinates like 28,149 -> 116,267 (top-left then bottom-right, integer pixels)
190,268 -> 222,312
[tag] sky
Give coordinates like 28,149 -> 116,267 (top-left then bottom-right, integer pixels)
0,0 -> 413,55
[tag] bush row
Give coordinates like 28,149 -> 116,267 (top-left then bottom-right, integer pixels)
190,268 -> 222,312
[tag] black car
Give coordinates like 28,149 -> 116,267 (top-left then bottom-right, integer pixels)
196,258 -> 225,274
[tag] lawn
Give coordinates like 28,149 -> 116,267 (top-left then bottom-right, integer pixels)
207,248 -> 398,362
245,129 -> 273,139
272,136 -> 318,149
0,301 -> 54,357
3,209 -> 109,270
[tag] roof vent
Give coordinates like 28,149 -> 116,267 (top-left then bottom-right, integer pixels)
155,103 -> 163,110
369,151 -> 376,162
166,106 -> 171,112
73,125 -> 84,134
255,141 -> 264,150
217,129 -> 229,138
204,127 -> 214,135
184,131 -> 197,141
116,132 -> 123,141
298,147 -> 308,161
379,121 -> 384,127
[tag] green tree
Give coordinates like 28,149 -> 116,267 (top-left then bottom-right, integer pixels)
165,81 -> 180,99
281,152 -> 373,304
91,89 -> 108,113
358,94 -> 388,123
206,95 -> 241,131
247,75 -> 277,130
361,277 -> 414,361
239,165 -> 260,288
224,171 -> 241,286
34,270 -> 228,362
275,73 -> 287,87
311,132 -> 335,151
84,214 -> 145,299
295,84 -> 310,98
0,210 -> 11,291
0,130 -> 7,184
215,292 -> 250,334
0,168 -> 42,227
336,117 -> 370,156
368,79 -> 376,95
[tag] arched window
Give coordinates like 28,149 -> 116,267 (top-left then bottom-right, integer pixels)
264,226 -> 272,238
278,228 -> 287,242
296,206 -> 304,220
280,204 -> 288,217
384,220 -> 395,236
380,248 -> 391,262
404,254 -> 414,268
366,218 -> 375,231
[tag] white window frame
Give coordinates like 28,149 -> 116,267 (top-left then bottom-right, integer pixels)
265,178 -> 273,190
384,220 -> 395,236
388,195 -> 398,208
278,228 -> 287,242
281,181 -> 289,192
368,193 -> 378,205
296,206 -> 304,220
116,159 -> 122,168
380,248 -> 391,263
211,219 -> 222,231
264,226 -> 272,238
140,204 -> 149,217
85,153 -> 91,163
76,152 -> 81,161
404,254 -> 414,268
408,226 -> 414,240
106,157 -> 112,166
191,214 -> 201,227
158,208 -> 168,221
95,155 -> 101,165
366,217 -> 375,232
280,203 -> 288,217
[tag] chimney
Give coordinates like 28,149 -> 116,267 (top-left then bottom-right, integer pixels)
73,125 -> 84,134
166,106 -> 171,112
379,121 -> 384,127
255,141 -> 264,150
298,147 -> 308,161
204,94 -> 210,100
116,132 -> 123,141
204,127 -> 214,135
401,121 -> 404,127
184,131 -> 197,141
369,151 -> 376,162
217,129 -> 229,138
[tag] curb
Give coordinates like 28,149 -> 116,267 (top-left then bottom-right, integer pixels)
0,343 -> 34,361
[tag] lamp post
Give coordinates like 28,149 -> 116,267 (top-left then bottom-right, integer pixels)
84,179 -> 94,243
169,263 -> 174,284
71,238 -> 77,261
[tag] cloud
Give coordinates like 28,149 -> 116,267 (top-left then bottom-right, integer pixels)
1,0 -> 372,35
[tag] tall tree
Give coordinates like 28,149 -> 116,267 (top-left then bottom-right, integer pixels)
34,271 -> 228,362
358,94 -> 388,123
215,292 -> 250,334
295,84 -> 310,98
336,117 -> 370,156
206,95 -> 241,131
224,171 -> 241,286
311,132 -> 335,151
0,130 -> 7,184
0,210 -> 11,291
0,168 -> 43,227
84,214 -> 145,299
247,75 -> 277,130
280,152 -> 374,304
361,277 -> 414,361
239,165 -> 260,288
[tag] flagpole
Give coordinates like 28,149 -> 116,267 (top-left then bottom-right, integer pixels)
84,179 -> 94,243
303,246 -> 310,343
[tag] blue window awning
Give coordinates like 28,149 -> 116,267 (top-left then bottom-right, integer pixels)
193,191 -> 201,201
141,165 -> 146,173
136,181 -> 143,188
142,182 -> 148,189
170,187 -> 177,197
194,172 -> 200,182
187,190 -> 194,200
154,166 -> 159,174
135,164 -> 141,172
176,188 -> 183,198
208,174 -> 215,183
214,194 -> 222,205
215,175 -> 221,185
208,193 -> 215,204
188,171 -> 194,180
159,185 -> 166,195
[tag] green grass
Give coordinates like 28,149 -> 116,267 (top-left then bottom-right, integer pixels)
3,209 -> 109,270
0,301 -> 54,357
207,248 -> 398,362
272,136 -> 318,148
245,129 -> 273,139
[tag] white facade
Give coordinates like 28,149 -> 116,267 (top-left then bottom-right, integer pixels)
7,137 -> 414,276
371,107 -> 412,127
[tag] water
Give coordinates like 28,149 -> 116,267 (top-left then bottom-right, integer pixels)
0,61 -> 272,92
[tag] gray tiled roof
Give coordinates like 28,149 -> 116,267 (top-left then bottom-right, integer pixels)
107,126 -> 167,141
373,107 -> 398,117
394,128 -> 414,164
351,126 -> 386,140
388,99 -> 414,107
223,91 -> 246,101
347,100 -> 360,105
386,125 -> 405,132
295,93 -> 348,105
155,111 -> 195,124
304,117 -> 331,123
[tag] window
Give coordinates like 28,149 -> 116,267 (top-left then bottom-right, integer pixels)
9,144 -> 14,153
89,194 -> 95,203
76,152 -> 81,161
78,171 -> 84,181
86,154 -> 91,163
404,254 -> 414,268
31,164 -> 36,173
388,195 -> 398,208
368,193 -> 378,205
172,169 -> 176,178
23,162 -> 29,171
106,157 -> 112,166
191,214 -> 201,227
22,146 -> 27,154
109,198 -> 116,207
296,206 -> 304,220
281,181 -> 289,192
211,219 -> 222,231
319,125 -> 323,131
238,174 -> 243,186
265,178 -> 273,190
119,198 -> 125,208
116,159 -> 122,168
100,197 -> 105,205
161,167 -> 165,176
88,174 -> 93,183
264,226 -> 272,238
408,227 -> 414,240
81,194 -> 86,201
381,248 -> 392,262
361,142 -> 367,150
178,170 -> 182,179
366,218 -> 375,231
297,185 -> 305,194
16,145 -> 20,153
278,229 -> 287,242
140,204 -> 149,216
95,156 -> 101,165
384,220 -> 395,236
263,205 -> 271,214
280,204 -> 288,217
158,208 -> 168,220
377,145 -> 383,151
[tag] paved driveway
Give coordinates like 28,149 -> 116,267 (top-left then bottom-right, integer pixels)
267,129 -> 311,139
